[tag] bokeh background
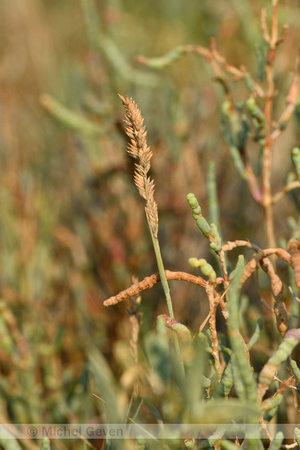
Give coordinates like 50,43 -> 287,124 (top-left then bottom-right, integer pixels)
0,0 -> 300,448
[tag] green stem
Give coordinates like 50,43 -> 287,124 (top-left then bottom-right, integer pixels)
150,233 -> 185,386
147,216 -> 174,318
228,257 -> 257,404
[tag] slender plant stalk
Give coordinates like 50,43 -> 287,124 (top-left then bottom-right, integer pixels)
147,216 -> 174,318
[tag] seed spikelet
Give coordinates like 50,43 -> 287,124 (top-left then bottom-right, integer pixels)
119,94 -> 158,237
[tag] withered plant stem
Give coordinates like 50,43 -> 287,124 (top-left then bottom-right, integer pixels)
103,270 -> 206,307
206,282 -> 222,379
259,257 -> 289,335
261,0 -> 278,249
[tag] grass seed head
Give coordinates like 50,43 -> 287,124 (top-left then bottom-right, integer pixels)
119,94 -> 158,237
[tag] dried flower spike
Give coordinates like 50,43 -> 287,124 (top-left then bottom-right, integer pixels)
119,94 -> 158,237
118,94 -> 174,318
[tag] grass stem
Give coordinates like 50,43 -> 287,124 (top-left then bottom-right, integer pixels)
147,216 -> 174,319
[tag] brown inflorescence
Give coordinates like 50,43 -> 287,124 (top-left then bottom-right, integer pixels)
119,94 -> 159,237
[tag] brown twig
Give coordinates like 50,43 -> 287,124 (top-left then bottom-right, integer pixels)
263,247 -> 291,264
287,239 -> 300,290
221,239 -> 258,252
261,0 -> 289,249
218,248 -> 230,299
220,242 -> 291,333
221,240 -> 291,264
245,163 -> 264,204
260,257 -> 289,335
241,251 -> 264,286
103,270 -> 206,306
153,43 -> 266,97
198,312 -> 211,333
272,181 -> 300,204
262,1 -> 277,249
206,282 -> 222,379
260,8 -> 270,44
272,71 -> 299,140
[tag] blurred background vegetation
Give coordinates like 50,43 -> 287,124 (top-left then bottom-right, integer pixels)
0,0 -> 300,448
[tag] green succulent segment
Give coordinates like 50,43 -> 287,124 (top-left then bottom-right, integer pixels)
259,329 -> 300,388
229,255 -> 245,282
40,94 -> 105,137
186,193 -> 222,251
221,100 -> 249,151
220,441 -> 240,450
188,257 -> 216,283
292,147 -> 300,180
210,223 -> 222,248
261,392 -> 284,413
227,257 -> 257,404
295,427 -> 300,445
246,98 -> 266,139
215,319 -> 263,399
229,146 -> 247,179
247,319 -> 263,350
268,433 -> 284,450
186,193 -> 212,237
290,359 -> 300,383
136,45 -> 186,69
40,438 -> 51,450
214,362 -> 234,398
0,426 -> 22,450
207,161 -> 220,229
